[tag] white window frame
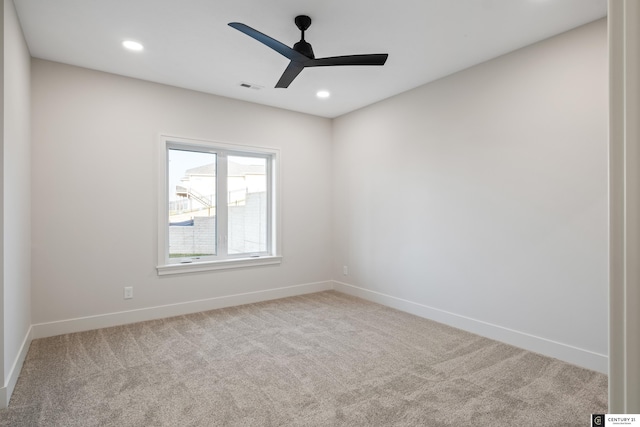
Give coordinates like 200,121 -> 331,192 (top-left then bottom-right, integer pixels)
157,135 -> 281,275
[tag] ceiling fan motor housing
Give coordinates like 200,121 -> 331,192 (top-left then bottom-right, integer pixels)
294,40 -> 314,58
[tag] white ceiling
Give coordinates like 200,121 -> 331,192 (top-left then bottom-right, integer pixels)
14,0 -> 607,118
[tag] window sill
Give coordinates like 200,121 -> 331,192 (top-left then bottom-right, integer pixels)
156,256 -> 282,276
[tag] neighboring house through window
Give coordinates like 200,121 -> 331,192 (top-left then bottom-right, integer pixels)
157,135 -> 281,275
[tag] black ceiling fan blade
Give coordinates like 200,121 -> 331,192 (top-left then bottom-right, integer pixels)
228,22 -> 309,63
275,61 -> 305,88
306,53 -> 389,67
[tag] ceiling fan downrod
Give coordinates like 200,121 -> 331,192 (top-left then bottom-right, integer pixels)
293,15 -> 314,59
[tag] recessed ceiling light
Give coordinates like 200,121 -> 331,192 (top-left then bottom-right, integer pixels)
122,40 -> 144,51
316,90 -> 330,99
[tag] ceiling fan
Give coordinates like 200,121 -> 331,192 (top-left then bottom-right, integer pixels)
228,15 -> 389,88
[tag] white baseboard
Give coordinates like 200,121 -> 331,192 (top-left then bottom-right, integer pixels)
32,281 -> 334,340
1,326 -> 33,409
333,281 -> 608,374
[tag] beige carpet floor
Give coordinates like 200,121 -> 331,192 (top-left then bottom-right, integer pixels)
1,291 -> 607,426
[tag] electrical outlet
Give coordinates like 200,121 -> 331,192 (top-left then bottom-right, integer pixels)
124,286 -> 133,299
343,265 -> 348,276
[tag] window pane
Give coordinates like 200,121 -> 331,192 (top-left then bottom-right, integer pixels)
168,148 -> 216,258
228,155 -> 267,254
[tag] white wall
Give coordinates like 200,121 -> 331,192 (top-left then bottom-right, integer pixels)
332,20 -> 608,372
31,59 -> 332,329
2,0 -> 32,407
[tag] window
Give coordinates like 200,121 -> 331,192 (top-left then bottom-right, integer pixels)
157,135 -> 281,275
